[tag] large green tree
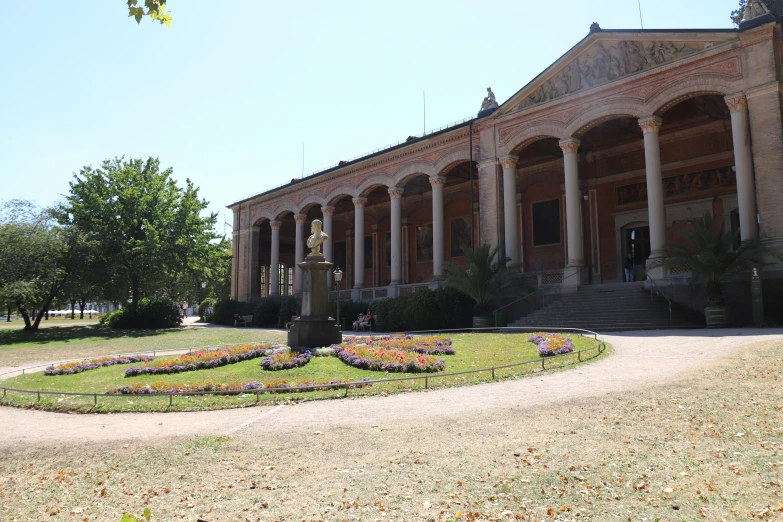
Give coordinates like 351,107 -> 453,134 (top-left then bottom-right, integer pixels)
0,201 -> 90,331
59,157 -> 219,308
731,0 -> 782,25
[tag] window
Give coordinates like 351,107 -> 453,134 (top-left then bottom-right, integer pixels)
364,236 -> 373,269
278,263 -> 285,294
532,199 -> 561,246
287,267 -> 294,295
259,266 -> 266,298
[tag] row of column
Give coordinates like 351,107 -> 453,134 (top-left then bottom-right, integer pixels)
262,176 -> 448,297
498,93 -> 758,278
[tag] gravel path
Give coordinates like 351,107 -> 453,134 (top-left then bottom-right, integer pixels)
3,328 -> 781,447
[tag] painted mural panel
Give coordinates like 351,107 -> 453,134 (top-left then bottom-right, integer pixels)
616,166 -> 736,206
416,224 -> 433,263
450,216 -> 472,257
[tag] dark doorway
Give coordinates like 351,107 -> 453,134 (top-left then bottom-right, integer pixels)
625,226 -> 651,281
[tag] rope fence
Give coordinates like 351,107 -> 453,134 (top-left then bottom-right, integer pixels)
0,327 -> 605,410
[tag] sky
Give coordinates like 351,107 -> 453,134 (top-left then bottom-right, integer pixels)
0,0 -> 741,235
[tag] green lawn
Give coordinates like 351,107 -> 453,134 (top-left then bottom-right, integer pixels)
0,323 -> 285,366
0,333 -> 607,413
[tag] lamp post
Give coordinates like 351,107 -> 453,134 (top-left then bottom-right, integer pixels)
333,266 -> 343,330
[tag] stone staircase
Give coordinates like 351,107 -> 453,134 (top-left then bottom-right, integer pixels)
508,281 -> 705,332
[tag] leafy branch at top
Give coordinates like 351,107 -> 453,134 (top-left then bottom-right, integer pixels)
127,0 -> 172,27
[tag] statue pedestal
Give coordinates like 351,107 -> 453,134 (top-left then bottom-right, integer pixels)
287,253 -> 342,351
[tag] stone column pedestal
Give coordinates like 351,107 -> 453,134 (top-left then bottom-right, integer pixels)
287,252 -> 342,351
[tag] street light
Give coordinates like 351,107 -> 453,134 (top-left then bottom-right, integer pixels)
201,281 -> 207,289
333,266 -> 343,329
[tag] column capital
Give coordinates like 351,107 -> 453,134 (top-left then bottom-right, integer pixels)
498,155 -> 519,170
725,93 -> 748,113
269,220 -> 282,231
388,187 -> 405,199
428,176 -> 446,189
558,138 -> 581,155
638,115 -> 663,134
352,197 -> 367,209
294,214 -> 307,224
321,205 -> 335,217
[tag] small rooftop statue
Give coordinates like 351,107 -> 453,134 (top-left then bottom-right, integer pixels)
590,22 -> 601,32
479,87 -> 499,114
742,0 -> 771,22
306,219 -> 328,255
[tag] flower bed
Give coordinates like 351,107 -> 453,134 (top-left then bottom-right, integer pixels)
260,349 -> 311,371
333,343 -> 445,373
125,343 -> 275,377
346,334 -> 455,355
528,332 -> 575,357
45,355 -> 154,376
108,378 -> 371,396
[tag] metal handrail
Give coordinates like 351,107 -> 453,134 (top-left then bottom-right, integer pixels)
493,265 -> 589,314
642,267 -> 673,327
229,114 -> 477,206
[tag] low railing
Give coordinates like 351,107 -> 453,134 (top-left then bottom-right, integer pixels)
0,327 -> 605,410
328,282 -> 439,302
520,269 -> 565,288
397,281 -> 438,297
642,267 -> 673,327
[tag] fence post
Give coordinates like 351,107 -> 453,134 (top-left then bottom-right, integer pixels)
255,391 -> 259,403
578,350 -> 582,362
169,395 -> 173,407
344,384 -> 349,397
425,376 -> 428,389
491,367 -> 495,380
541,358 -> 545,371
94,393 -> 97,406
37,391 -> 41,402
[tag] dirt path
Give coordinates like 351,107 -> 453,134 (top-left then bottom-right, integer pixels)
3,328 -> 781,447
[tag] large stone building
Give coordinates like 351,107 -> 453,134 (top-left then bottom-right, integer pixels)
229,8 -> 783,320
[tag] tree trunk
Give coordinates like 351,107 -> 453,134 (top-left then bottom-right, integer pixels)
17,303 -> 32,329
131,275 -> 140,307
79,298 -> 86,319
70,298 -> 76,320
6,305 -> 10,322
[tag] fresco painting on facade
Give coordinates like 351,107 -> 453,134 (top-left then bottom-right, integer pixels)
416,224 -> 433,263
450,216 -> 472,257
616,166 -> 737,206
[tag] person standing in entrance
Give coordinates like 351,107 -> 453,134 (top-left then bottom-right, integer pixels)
623,253 -> 634,282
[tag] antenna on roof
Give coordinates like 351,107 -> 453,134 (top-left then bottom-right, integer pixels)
423,91 -> 426,136
224,214 -> 233,237
637,0 -> 644,29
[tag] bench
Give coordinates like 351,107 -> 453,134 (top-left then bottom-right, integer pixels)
234,314 -> 253,327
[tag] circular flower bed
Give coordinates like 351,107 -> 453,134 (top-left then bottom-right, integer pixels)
528,332 -> 575,356
45,355 -> 154,376
108,378 -> 370,395
125,343 -> 275,377
366,334 -> 455,355
333,343 -> 445,373
260,349 -> 312,371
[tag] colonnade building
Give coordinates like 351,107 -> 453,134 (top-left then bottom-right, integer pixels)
229,13 -> 783,312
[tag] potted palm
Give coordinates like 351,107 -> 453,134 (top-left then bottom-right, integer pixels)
653,212 -> 779,327
443,244 -> 523,328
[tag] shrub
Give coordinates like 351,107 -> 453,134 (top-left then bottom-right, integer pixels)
277,296 -> 301,328
372,287 -> 473,332
327,300 -> 369,329
252,298 -> 282,327
211,299 -> 254,326
198,297 -> 217,322
100,298 -> 182,329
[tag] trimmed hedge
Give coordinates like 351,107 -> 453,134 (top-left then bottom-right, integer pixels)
253,298 -> 282,327
372,287 -> 473,332
211,299 -> 254,326
198,297 -> 217,322
100,298 -> 182,329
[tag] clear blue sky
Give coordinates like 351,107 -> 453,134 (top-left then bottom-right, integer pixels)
0,0 -> 739,234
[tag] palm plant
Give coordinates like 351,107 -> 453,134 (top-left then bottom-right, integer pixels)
443,244 -> 523,315
653,212 -> 779,305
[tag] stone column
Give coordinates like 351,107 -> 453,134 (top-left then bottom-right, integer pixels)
352,197 -> 366,299
500,155 -> 520,264
639,116 -> 667,263
388,187 -> 404,297
477,159 -> 501,250
294,214 -> 306,294
559,138 -> 585,289
429,176 -> 446,279
249,227 -> 261,300
269,220 -> 282,296
321,206 -> 335,289
726,94 -> 759,242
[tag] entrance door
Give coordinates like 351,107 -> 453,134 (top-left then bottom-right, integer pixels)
625,226 -> 651,281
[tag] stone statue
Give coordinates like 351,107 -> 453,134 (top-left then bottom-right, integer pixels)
479,87 -> 499,112
743,0 -> 770,22
306,219 -> 328,255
